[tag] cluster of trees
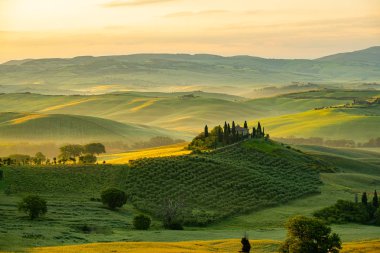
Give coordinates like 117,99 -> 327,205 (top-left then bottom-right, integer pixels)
189,121 -> 268,150
314,191 -> 380,226
0,143 -> 106,166
0,152 -> 47,166
58,143 -> 105,164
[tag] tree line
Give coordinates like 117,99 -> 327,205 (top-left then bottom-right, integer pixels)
0,143 -> 106,166
189,120 -> 269,150
314,190 -> 380,226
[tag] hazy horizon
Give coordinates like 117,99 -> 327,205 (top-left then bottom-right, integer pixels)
1,0 -> 379,63
0,45 -> 379,64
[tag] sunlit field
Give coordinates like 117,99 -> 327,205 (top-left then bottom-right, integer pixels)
99,142 -> 190,164
18,239 -> 380,253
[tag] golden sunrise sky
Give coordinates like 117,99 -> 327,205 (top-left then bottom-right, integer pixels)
0,0 -> 379,63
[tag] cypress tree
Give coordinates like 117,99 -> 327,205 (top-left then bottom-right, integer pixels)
373,190 -> 379,208
262,127 -> 265,137
223,122 -> 228,144
257,122 -> 262,137
362,192 -> 368,205
232,121 -> 236,142
218,125 -> 223,143
204,125 -> 209,138
252,127 -> 256,138
244,121 -> 248,129
227,123 -> 231,144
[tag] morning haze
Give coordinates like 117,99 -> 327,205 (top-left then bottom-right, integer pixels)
1,1 -> 380,253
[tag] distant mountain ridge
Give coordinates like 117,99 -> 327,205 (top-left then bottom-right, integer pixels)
0,46 -> 379,96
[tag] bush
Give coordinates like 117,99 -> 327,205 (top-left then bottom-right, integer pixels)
0,169 -> 3,180
79,154 -> 97,164
18,195 -> 47,220
101,188 -> 127,210
133,214 -> 151,230
164,221 -> 183,230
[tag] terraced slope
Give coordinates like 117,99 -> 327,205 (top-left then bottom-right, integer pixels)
126,139 -> 322,225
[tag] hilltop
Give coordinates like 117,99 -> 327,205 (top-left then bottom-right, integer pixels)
1,47 -> 379,95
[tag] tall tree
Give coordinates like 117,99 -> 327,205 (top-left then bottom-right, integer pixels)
244,120 -> 248,129
84,143 -> 106,155
34,152 -> 46,165
262,127 -> 265,137
217,125 -> 223,143
231,121 -> 236,142
362,192 -> 368,205
223,122 -> 228,144
204,125 -> 209,138
252,127 -> 256,138
279,216 -> 341,253
227,123 -> 231,144
257,122 -> 262,137
373,190 -> 379,208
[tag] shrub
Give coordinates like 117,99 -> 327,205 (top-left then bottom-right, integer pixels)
18,195 -> 47,220
79,154 -> 97,164
0,169 -> 3,180
101,188 -> 127,210
133,214 -> 151,230
164,221 -> 183,230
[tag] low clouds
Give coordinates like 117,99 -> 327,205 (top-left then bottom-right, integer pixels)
103,0 -> 177,7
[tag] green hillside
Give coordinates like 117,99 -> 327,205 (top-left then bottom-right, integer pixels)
0,112 -> 185,147
1,47 -> 379,95
2,139 -> 322,225
2,140 -> 380,251
0,89 -> 379,152
260,105 -> 380,142
2,89 -> 379,133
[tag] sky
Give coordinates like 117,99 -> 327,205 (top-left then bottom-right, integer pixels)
0,0 -> 379,63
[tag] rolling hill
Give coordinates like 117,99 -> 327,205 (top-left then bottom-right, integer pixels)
1,89 -> 379,126
1,47 -> 379,96
0,89 -> 379,157
259,105 -> 380,142
0,112 -> 187,156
